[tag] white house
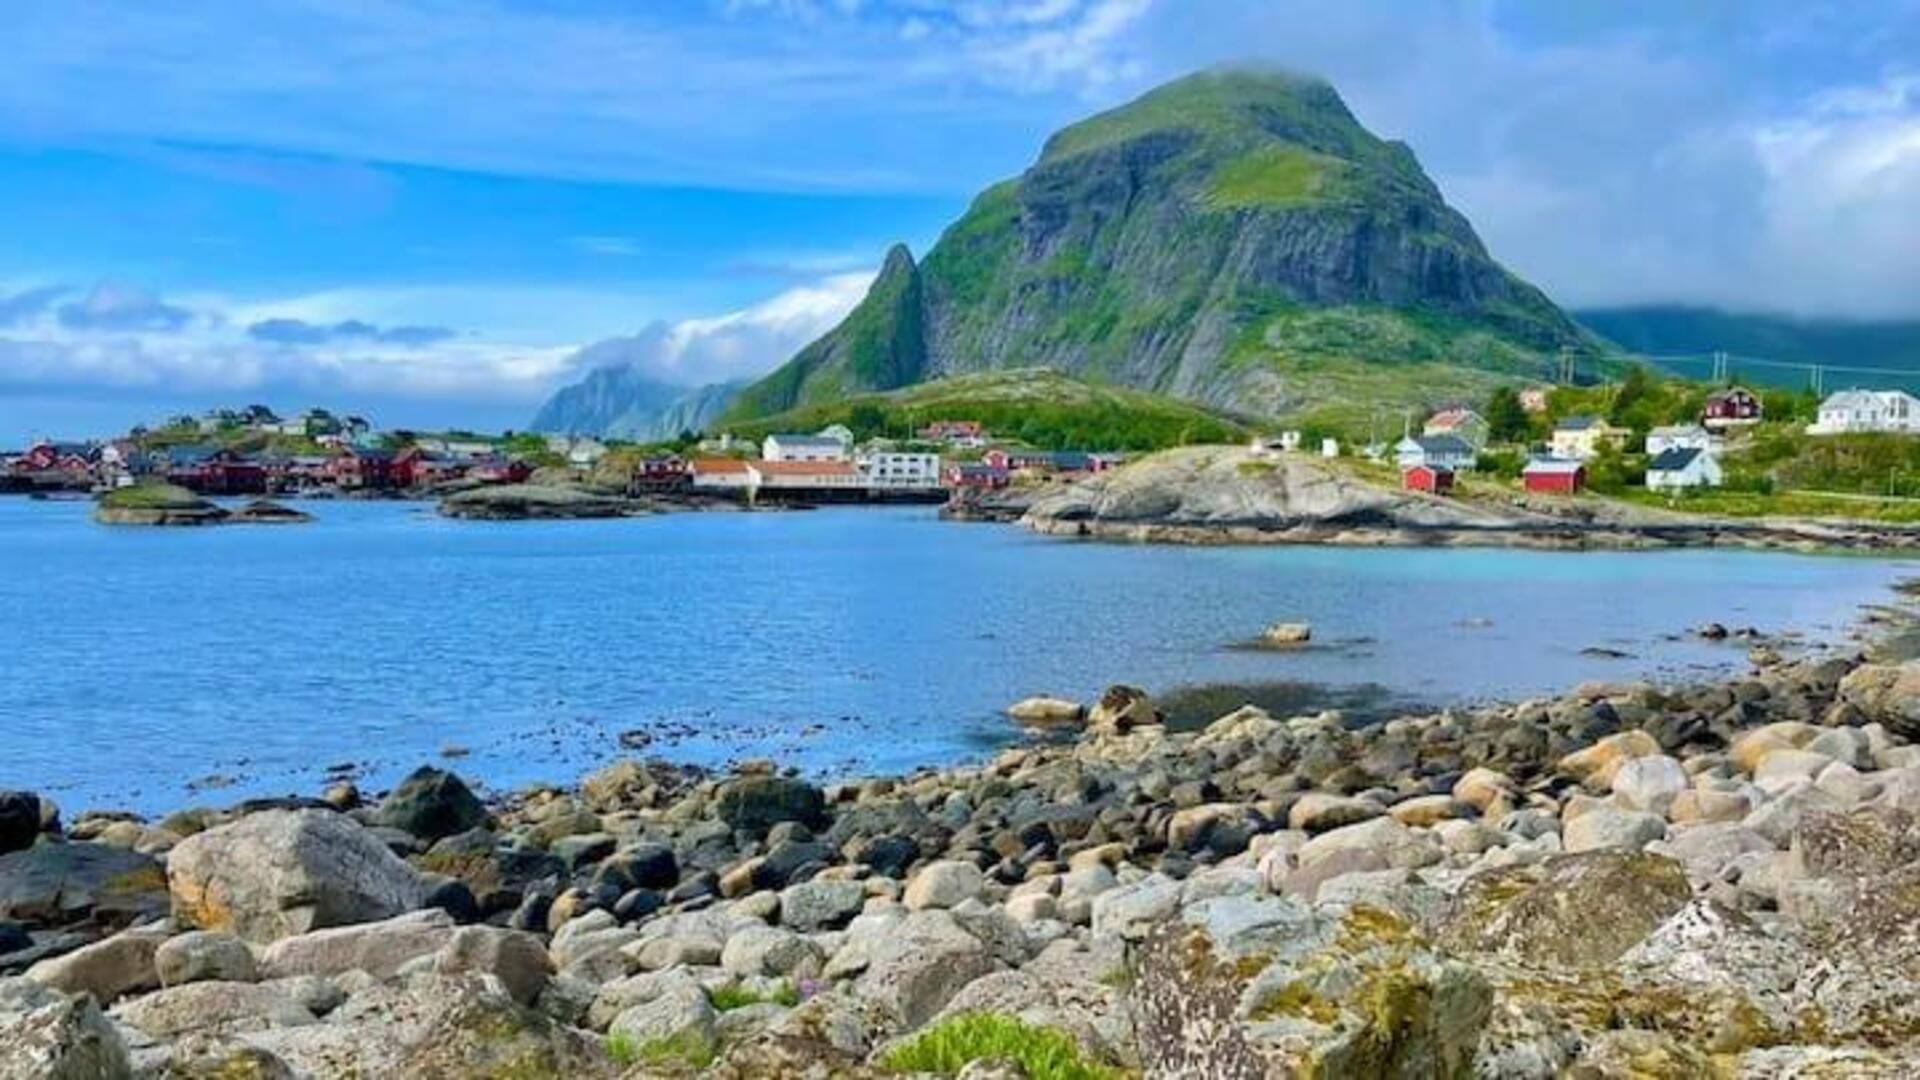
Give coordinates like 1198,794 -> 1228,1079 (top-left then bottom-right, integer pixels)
1645,424 -> 1718,457
858,450 -> 942,489
1394,434 -> 1476,472
1249,431 -> 1301,457
1645,446 -> 1723,491
763,434 -> 849,463
1807,389 -> 1920,435
1320,437 -> 1340,458
1423,407 -> 1490,449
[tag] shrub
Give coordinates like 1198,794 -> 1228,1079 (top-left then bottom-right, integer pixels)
880,1013 -> 1119,1080
606,1029 -> 714,1070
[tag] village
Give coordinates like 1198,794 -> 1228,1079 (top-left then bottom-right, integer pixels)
0,406 -> 1127,507
1363,384 -> 1920,501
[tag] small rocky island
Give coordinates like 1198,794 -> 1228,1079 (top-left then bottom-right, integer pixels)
93,484 -> 311,527
438,483 -> 635,521
92,484 -> 229,527
5,599 -> 1920,1075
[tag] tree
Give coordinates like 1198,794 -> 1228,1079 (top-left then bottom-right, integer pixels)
1608,364 -> 1655,425
847,403 -> 889,440
1484,386 -> 1529,444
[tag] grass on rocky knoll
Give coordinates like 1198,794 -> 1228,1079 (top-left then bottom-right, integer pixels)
723,368 -> 1250,452
708,981 -> 800,1011
881,1013 -> 1120,1080
98,483 -> 208,510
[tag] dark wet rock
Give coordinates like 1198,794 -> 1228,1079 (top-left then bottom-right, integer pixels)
716,776 -> 827,835
0,841 -> 167,930
373,767 -> 489,841
0,791 -> 43,855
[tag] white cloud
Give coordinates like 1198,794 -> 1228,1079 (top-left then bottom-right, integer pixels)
0,282 -> 574,406
563,269 -> 875,386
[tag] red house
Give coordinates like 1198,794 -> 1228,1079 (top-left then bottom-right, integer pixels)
1522,457 -> 1586,495
164,446 -> 267,495
466,454 -> 533,485
1703,387 -> 1762,428
631,454 -> 689,492
15,441 -> 93,474
1402,464 -> 1454,494
944,463 -> 1010,490
328,448 -> 399,490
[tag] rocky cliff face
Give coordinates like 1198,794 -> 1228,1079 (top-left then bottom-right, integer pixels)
732,68 -> 1588,422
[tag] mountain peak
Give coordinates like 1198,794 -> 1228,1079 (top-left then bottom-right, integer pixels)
729,67 -> 1585,428
879,243 -> 917,276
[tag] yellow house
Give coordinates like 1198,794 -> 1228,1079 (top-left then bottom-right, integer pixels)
1550,415 -> 1631,460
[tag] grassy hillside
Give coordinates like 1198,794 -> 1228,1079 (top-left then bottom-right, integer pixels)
721,369 -> 1251,452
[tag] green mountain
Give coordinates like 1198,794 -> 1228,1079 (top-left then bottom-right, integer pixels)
728,68 -> 1590,429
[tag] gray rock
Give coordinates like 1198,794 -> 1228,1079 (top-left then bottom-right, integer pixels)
904,860 -> 985,911
779,879 -> 866,932
715,777 -> 826,835
0,975 -> 133,1079
155,930 -> 257,987
1562,806 -> 1666,853
0,842 -> 166,929
854,910 -> 997,1031
108,979 -> 316,1040
607,981 -> 717,1061
720,925 -> 823,979
23,926 -> 164,1003
429,925 -> 553,1006
257,909 -> 455,981
166,809 -> 427,944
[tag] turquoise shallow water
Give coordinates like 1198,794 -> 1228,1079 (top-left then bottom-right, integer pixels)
0,497 -> 1909,815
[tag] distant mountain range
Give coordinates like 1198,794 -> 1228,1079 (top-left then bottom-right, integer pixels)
528,367 -> 742,441
1576,305 -> 1920,389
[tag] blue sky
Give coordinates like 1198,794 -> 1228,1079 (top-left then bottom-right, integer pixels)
2,0 -> 1918,440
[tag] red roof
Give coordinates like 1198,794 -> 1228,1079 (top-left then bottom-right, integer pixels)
691,457 -> 751,474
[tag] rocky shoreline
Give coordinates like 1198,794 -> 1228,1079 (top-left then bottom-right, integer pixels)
7,602 -> 1920,1076
997,447 -> 1920,553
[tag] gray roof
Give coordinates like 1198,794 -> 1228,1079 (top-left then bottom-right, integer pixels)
1648,447 -> 1702,472
767,434 -> 845,448
1408,434 -> 1474,456
1556,415 -> 1601,431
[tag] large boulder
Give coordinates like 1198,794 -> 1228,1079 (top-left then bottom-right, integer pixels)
0,976 -> 133,1079
0,843 -> 167,929
23,926 -> 164,1003
1131,894 -> 1491,1078
1442,851 -> 1690,968
166,809 -> 427,944
428,925 -> 554,1007
258,909 -> 455,981
715,777 -> 826,835
1837,660 -> 1920,738
108,980 -> 316,1040
372,767 -> 489,841
853,910 -> 998,1031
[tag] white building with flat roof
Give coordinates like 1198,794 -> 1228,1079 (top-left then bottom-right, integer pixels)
763,434 -> 849,463
858,450 -> 942,489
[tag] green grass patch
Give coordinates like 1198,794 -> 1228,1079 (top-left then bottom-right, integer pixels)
98,483 -> 209,510
708,981 -> 800,1011
606,1029 -> 714,1070
880,1013 -> 1120,1080
1610,487 -> 1920,524
1207,145 -> 1348,209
